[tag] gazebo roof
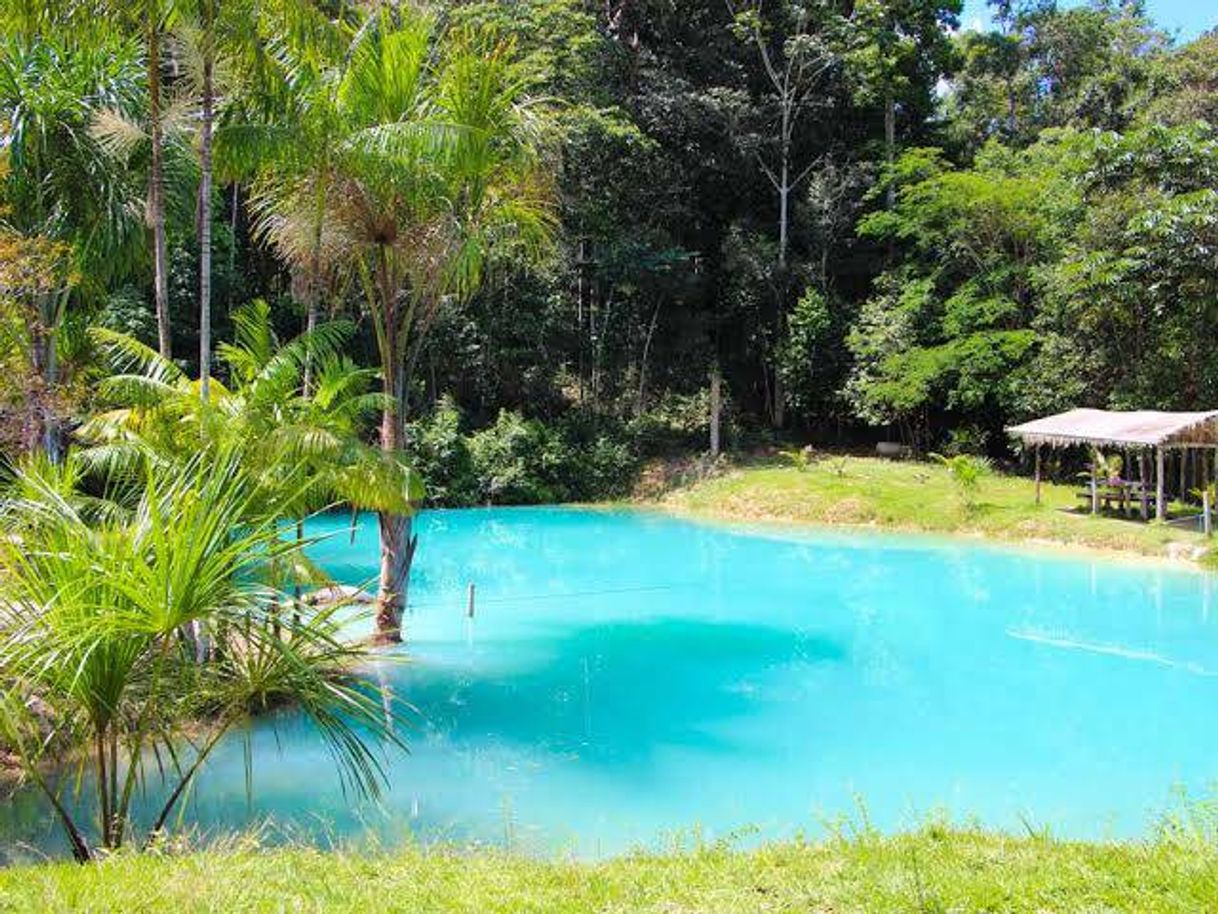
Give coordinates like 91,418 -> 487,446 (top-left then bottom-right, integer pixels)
1007,408 -> 1218,449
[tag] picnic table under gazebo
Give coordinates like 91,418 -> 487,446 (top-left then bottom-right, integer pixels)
1007,408 -> 1218,523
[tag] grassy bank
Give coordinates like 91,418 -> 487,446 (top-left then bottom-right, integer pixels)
3,828 -> 1217,912
660,454 -> 1212,561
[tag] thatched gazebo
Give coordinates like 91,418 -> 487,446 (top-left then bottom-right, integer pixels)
1007,408 -> 1218,522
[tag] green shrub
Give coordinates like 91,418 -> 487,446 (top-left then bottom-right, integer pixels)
408,397 -> 479,506
628,390 -> 720,455
931,452 -> 992,511
554,410 -> 639,502
942,424 -> 990,457
468,409 -> 562,504
409,403 -> 640,507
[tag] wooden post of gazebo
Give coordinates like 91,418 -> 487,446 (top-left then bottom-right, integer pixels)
1034,445 -> 1042,506
1135,453 -> 1144,519
1156,446 -> 1166,521
1090,460 -> 1099,515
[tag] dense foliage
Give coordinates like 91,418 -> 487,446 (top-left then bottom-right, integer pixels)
2,0 -> 1215,491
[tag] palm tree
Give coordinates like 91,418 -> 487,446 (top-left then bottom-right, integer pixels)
239,10 -> 554,642
214,1 -> 355,383
189,0 -> 348,401
144,0 -> 174,359
197,0 -> 217,400
81,306 -> 419,586
0,30 -> 147,458
4,0 -> 198,360
0,449 -> 407,860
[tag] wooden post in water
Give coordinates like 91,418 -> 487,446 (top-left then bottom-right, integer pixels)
466,582 -> 476,618
1034,445 -> 1042,506
1156,447 -> 1166,521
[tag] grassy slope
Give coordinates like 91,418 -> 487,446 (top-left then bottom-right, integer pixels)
3,830 -> 1217,912
661,455 -> 1211,560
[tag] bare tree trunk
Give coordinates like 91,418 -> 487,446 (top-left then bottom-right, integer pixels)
636,300 -> 661,416
198,10 -> 214,402
302,243 -> 320,394
777,153 -> 789,271
709,363 -> 722,458
770,103 -> 790,431
1007,81 -> 1017,137
26,299 -> 60,460
884,90 -> 896,211
148,24 -> 171,360
575,237 -> 586,404
772,363 -> 785,429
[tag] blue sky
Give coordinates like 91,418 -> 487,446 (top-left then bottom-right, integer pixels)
959,0 -> 1215,41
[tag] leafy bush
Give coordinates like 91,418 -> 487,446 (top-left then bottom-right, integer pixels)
628,389 -> 730,455
410,403 -> 640,507
468,409 -> 562,504
408,397 -> 479,506
942,424 -> 990,457
931,452 -> 992,511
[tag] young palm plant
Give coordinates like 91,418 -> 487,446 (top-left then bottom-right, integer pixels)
81,307 -> 420,605
0,449 -> 407,861
931,452 -> 992,513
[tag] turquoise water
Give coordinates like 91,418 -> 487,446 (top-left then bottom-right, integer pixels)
4,506 -> 1218,859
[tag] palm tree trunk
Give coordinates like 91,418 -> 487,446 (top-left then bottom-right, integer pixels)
25,292 -> 63,461
375,370 -> 414,644
376,510 -> 413,643
148,22 -> 172,360
302,241 -> 321,394
374,274 -> 416,644
198,10 -> 214,402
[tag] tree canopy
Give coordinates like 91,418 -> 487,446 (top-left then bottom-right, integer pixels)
1,0 -> 1216,486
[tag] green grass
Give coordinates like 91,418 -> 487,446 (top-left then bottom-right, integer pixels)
3,827 -> 1218,912
660,454 -> 1212,561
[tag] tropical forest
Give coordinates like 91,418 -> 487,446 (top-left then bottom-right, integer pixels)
2,0 -> 1218,910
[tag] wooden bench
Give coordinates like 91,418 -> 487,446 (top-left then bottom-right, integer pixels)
1076,483 -> 1149,517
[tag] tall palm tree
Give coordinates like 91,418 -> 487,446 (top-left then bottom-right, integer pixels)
191,0 -> 348,401
240,10 -> 554,642
4,0 -> 196,360
197,0 -> 217,400
144,0 -> 174,359
215,0 -> 355,387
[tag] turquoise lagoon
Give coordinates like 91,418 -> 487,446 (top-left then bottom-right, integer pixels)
3,506 -> 1218,858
